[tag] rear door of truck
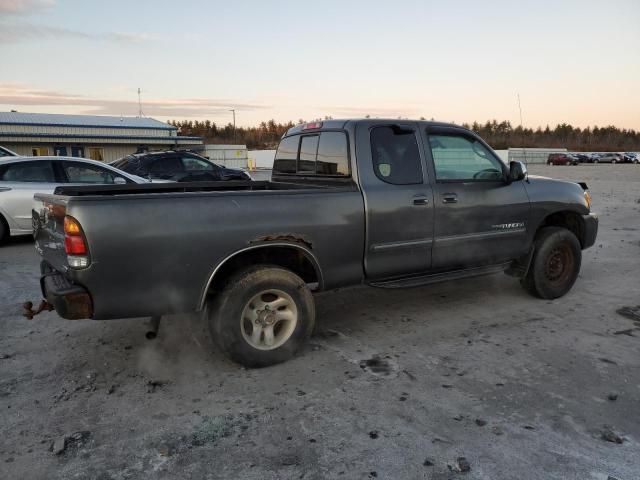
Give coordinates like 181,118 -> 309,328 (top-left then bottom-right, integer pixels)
355,120 -> 435,279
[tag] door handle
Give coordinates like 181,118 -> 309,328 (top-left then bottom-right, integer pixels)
442,193 -> 458,204
412,195 -> 429,206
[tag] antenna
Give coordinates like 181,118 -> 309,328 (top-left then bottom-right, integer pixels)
517,93 -> 527,166
137,88 -> 145,117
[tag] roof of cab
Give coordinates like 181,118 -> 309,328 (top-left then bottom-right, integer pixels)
284,119 -> 463,137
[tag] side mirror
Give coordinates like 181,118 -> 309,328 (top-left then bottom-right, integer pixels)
508,161 -> 527,182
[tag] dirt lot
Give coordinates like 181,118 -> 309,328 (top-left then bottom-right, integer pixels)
1,165 -> 639,480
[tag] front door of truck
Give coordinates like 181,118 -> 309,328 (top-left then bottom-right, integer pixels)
357,121 -> 435,279
422,126 -> 530,269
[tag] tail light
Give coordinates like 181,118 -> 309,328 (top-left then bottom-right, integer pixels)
64,216 -> 90,268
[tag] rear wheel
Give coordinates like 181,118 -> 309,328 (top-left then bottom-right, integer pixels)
548,161 -> 553,166
521,227 -> 582,299
612,159 -> 617,164
208,265 -> 315,367
593,159 -> 599,164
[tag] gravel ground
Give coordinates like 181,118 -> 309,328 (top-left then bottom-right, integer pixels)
1,164 -> 639,480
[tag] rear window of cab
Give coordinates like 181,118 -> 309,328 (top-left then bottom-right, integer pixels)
274,131 -> 349,176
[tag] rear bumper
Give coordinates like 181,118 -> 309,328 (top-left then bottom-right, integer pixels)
40,271 -> 93,320
582,213 -> 598,249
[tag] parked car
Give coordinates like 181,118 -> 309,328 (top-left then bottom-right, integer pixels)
0,146 -> 18,158
573,153 -> 592,163
0,156 -> 146,241
593,153 -> 624,164
623,152 -> 639,164
111,151 -> 251,182
547,153 -> 579,166
33,119 -> 598,367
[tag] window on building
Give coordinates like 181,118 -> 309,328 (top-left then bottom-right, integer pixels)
0,161 -> 55,182
31,147 -> 49,156
370,126 -> 423,185
88,148 -> 104,162
428,133 -> 504,181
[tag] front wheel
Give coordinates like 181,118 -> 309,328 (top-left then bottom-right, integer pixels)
521,227 -> 582,299
208,265 -> 315,367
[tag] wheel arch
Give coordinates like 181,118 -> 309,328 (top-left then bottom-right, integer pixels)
536,210 -> 586,247
198,242 -> 323,310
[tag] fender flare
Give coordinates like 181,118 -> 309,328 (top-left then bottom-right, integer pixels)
198,242 -> 324,310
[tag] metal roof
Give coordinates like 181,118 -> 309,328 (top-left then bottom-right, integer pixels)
0,112 -> 175,130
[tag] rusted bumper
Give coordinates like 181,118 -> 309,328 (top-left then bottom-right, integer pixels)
40,272 -> 93,320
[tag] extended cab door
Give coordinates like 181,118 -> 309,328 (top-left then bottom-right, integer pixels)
357,121 -> 435,279
422,126 -> 530,269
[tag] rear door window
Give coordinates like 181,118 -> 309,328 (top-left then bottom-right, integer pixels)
0,161 -> 55,182
149,156 -> 183,174
181,156 -> 215,171
370,126 -> 423,185
62,162 -> 127,184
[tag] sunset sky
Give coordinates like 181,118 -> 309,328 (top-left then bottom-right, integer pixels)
1,0 -> 638,129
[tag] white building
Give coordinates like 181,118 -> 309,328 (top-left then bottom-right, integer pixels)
0,111 -> 202,162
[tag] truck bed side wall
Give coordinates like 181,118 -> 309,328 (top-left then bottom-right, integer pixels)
65,189 -> 365,319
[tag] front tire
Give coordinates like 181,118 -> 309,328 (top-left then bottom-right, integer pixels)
208,265 -> 315,367
521,227 -> 582,299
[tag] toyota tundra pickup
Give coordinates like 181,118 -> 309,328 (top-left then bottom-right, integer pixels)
32,119 -> 598,367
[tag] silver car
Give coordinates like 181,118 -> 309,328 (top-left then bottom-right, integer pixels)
0,156 -> 146,241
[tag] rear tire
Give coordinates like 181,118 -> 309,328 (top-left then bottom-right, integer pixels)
208,265 -> 315,367
521,227 -> 582,299
548,161 -> 553,166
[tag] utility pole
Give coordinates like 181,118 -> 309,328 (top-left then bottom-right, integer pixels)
137,88 -> 144,117
229,109 -> 236,144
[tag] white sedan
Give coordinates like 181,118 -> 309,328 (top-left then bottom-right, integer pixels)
0,156 -> 147,242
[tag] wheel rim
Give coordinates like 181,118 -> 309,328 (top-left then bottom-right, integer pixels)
240,289 -> 298,350
544,244 -> 574,287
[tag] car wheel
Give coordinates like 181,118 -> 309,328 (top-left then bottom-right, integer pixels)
208,265 -> 315,367
593,159 -> 599,163
548,161 -> 553,166
521,227 -> 582,299
633,159 -> 639,164
611,159 -> 617,164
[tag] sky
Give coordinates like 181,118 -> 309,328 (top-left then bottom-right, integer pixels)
0,0 -> 639,129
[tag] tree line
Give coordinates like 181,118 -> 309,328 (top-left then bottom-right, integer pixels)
170,118 -> 640,151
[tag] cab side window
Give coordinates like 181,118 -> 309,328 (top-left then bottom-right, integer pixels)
428,133 -> 504,181
370,126 -> 423,185
181,156 -> 214,171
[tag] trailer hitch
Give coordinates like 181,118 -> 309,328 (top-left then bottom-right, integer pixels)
22,300 -> 54,320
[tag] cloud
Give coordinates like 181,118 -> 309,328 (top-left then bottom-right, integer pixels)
0,84 -> 269,118
0,0 -> 54,14
0,21 -> 153,44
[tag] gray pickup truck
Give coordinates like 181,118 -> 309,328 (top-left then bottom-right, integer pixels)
33,119 -> 598,367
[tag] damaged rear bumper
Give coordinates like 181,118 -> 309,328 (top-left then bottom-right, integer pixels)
582,213 -> 598,249
40,271 -> 93,320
